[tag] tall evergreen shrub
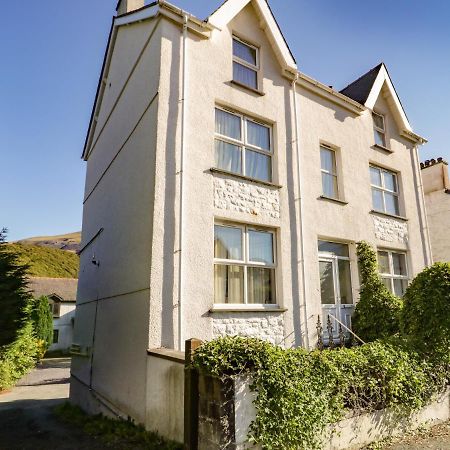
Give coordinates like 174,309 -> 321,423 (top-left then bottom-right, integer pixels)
29,296 -> 53,349
0,228 -> 32,346
352,241 -> 402,341
402,262 -> 450,365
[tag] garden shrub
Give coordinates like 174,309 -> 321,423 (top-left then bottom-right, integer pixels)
29,295 -> 53,353
0,228 -> 32,346
402,262 -> 450,368
193,336 -> 440,450
0,322 -> 40,391
352,241 -> 402,341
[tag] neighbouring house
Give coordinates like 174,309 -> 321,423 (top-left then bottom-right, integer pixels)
70,0 -> 431,437
28,277 -> 77,352
421,157 -> 450,262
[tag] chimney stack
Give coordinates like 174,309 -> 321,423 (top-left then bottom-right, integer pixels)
116,0 -> 145,15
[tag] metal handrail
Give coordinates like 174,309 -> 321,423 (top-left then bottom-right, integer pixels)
327,313 -> 366,345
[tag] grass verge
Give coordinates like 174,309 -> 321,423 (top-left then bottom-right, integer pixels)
55,402 -> 182,450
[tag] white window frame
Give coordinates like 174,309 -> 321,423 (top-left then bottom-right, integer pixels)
214,221 -> 277,306
370,165 -> 400,215
320,144 -> 339,199
372,111 -> 387,147
214,107 -> 273,182
377,250 -> 409,296
232,36 -> 259,89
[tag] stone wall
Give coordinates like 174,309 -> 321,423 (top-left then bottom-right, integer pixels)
213,176 -> 280,219
212,312 -> 285,345
372,215 -> 408,244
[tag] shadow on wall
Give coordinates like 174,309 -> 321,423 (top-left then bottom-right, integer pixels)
160,35 -> 180,349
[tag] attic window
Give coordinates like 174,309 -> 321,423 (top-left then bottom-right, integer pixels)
372,112 -> 387,147
232,37 -> 259,90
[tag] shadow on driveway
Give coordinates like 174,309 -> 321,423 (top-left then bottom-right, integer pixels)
0,358 -> 110,449
0,398 -> 110,450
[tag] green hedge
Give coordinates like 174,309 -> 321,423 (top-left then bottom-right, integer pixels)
0,322 -> 40,391
193,336 -> 441,450
402,262 -> 450,366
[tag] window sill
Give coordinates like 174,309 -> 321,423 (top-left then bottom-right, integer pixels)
230,80 -> 265,96
210,305 -> 287,313
372,144 -> 393,153
210,168 -> 282,189
370,210 -> 408,221
318,195 -> 348,205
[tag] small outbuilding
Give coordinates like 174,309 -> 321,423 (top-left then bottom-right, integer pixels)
28,277 -> 78,353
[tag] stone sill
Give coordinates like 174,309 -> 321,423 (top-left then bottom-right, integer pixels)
210,306 -> 287,313
230,80 -> 265,96
147,348 -> 185,364
372,144 -> 394,153
370,210 -> 408,221
210,168 -> 282,189
319,195 -> 348,205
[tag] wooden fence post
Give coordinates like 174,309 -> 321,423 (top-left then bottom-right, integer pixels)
184,338 -> 202,450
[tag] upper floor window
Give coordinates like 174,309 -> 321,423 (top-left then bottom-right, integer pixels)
214,223 -> 276,305
320,145 -> 338,199
377,250 -> 408,297
370,165 -> 399,215
372,112 -> 386,147
232,37 -> 259,90
215,108 -> 272,182
48,297 -> 61,318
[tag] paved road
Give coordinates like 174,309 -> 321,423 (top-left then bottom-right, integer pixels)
0,358 -> 109,450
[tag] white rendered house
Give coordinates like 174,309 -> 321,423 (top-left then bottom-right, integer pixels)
28,277 -> 77,352
71,0 -> 431,433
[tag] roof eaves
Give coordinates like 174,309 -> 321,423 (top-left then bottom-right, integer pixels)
82,19 -> 115,160
297,72 -> 365,114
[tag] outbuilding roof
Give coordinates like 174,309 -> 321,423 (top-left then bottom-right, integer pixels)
28,277 -> 78,302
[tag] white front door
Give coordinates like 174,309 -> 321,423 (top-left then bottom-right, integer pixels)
318,242 -> 354,341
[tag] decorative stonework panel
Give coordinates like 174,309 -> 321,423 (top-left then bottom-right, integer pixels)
212,312 -> 284,345
372,216 -> 408,244
213,177 -> 280,219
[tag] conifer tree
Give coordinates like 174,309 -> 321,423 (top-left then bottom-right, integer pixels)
0,228 -> 32,346
29,296 -> 53,348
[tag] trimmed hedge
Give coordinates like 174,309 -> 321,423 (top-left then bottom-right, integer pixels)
193,337 -> 441,450
402,262 -> 450,366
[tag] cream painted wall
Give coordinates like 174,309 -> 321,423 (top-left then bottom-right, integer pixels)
298,86 -> 427,344
149,2 -> 302,349
71,17 -> 162,424
422,162 -> 450,262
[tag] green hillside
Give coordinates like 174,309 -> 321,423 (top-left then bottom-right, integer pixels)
6,243 -> 79,279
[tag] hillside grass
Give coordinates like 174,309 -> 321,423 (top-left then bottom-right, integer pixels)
6,243 -> 79,278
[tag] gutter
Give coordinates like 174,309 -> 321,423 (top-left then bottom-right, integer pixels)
296,72 -> 365,114
177,13 -> 188,351
292,75 -> 310,349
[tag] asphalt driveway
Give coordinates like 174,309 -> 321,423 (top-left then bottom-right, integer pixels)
0,358 -> 109,450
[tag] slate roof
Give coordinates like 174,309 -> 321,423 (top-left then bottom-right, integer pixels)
339,63 -> 383,105
28,277 -> 78,302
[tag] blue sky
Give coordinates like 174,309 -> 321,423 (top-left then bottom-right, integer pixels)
2,0 -> 449,241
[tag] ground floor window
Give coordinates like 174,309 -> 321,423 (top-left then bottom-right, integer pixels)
377,250 -> 408,297
53,329 -> 59,343
214,222 -> 276,304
